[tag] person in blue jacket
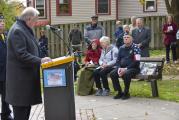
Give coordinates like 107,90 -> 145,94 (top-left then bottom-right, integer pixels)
38,30 -> 48,58
114,21 -> 123,48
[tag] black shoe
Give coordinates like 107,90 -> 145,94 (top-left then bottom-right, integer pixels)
1,115 -> 13,120
121,93 -> 130,100
113,92 -> 123,99
138,79 -> 144,81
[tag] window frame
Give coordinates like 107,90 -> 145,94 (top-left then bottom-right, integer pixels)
35,0 -> 47,19
143,0 -> 157,12
95,0 -> 111,15
56,0 -> 72,16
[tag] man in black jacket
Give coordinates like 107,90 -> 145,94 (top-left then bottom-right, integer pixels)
110,33 -> 141,100
6,7 -> 51,120
132,18 -> 151,57
0,13 -> 13,120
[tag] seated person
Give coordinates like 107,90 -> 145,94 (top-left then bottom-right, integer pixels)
94,36 -> 118,96
84,39 -> 101,67
110,33 -> 141,100
77,39 -> 101,96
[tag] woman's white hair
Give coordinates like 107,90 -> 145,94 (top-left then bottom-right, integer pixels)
100,36 -> 110,45
123,24 -> 129,30
19,7 -> 39,21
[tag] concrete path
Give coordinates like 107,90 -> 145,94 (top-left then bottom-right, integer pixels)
162,75 -> 179,80
75,95 -> 179,120
27,95 -> 179,120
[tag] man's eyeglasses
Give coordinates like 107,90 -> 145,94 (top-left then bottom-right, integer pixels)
0,19 -> 5,23
123,36 -> 130,39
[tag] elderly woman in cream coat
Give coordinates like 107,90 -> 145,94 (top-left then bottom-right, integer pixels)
93,36 -> 118,96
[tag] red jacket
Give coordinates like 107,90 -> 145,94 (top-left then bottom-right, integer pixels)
162,22 -> 178,45
85,48 -> 101,65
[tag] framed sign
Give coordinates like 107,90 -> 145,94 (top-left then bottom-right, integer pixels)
143,0 -> 157,12
43,69 -> 66,87
140,62 -> 157,75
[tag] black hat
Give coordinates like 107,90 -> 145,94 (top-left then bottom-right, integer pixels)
0,13 -> 4,20
91,15 -> 98,19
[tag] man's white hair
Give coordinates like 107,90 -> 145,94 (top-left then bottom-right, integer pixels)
136,18 -> 144,23
19,7 -> 39,21
131,16 -> 137,21
100,36 -> 110,45
123,24 -> 129,30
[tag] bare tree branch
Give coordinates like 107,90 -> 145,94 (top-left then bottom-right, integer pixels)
165,0 -> 172,13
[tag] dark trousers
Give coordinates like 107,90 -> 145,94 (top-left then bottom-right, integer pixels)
93,67 -> 114,90
165,43 -> 177,62
13,106 -> 31,120
0,81 -> 11,119
110,68 -> 139,94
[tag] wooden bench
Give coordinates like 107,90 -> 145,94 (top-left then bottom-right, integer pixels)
134,57 -> 165,97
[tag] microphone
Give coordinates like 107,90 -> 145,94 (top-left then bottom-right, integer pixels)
46,25 -> 62,31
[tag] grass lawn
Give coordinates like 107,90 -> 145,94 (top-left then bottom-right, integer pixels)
150,49 -> 165,57
75,79 -> 179,102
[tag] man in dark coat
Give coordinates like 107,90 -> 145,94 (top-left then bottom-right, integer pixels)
0,13 -> 13,120
132,18 -> 151,57
110,33 -> 141,100
84,15 -> 105,46
6,7 -> 51,120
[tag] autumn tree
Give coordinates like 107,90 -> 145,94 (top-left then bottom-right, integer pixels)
0,0 -> 16,29
165,0 -> 179,24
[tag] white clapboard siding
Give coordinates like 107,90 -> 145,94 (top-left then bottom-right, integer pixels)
118,0 -> 168,19
51,0 -> 116,25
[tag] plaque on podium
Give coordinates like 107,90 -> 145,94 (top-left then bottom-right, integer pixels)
41,56 -> 76,120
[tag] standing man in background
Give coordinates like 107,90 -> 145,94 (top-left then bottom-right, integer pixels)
0,13 -> 13,120
84,15 -> 105,47
132,18 -> 151,57
6,7 -> 51,120
129,16 -> 137,34
69,24 -> 83,63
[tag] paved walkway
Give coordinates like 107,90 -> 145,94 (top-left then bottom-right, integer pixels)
162,75 -> 179,80
75,95 -> 179,120
28,95 -> 179,120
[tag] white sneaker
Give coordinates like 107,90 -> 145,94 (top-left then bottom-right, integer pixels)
165,61 -> 170,64
174,61 -> 179,64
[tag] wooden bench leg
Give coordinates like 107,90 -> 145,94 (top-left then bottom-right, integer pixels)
150,79 -> 159,97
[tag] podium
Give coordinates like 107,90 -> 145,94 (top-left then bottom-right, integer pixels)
41,56 -> 76,120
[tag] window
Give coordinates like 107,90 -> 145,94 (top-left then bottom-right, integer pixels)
96,0 -> 111,15
56,0 -> 72,16
143,0 -> 157,12
35,0 -> 47,18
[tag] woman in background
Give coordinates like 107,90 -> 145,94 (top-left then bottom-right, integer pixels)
162,15 -> 178,64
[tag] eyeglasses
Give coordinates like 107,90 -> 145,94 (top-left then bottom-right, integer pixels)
123,36 -> 130,39
0,19 -> 5,23
29,16 -> 38,22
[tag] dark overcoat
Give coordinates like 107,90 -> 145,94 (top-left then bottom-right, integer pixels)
6,20 -> 42,106
0,33 -> 7,82
132,27 -> 151,57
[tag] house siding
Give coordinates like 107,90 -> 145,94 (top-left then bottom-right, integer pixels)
118,0 -> 168,19
51,0 -> 116,25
